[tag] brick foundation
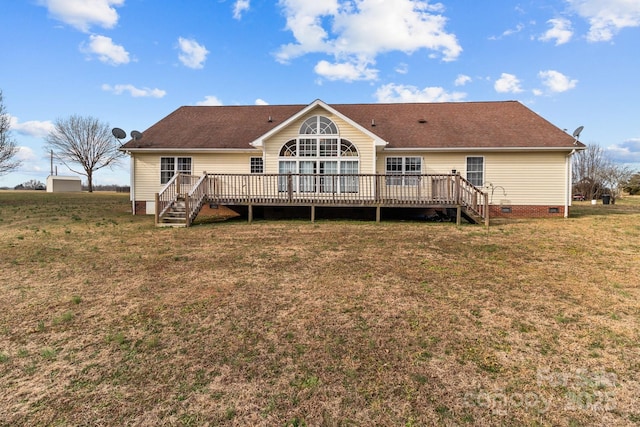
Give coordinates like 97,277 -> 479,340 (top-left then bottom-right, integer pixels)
134,201 -> 147,215
489,205 -> 566,218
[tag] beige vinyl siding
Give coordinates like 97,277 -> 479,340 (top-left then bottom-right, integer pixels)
484,152 -> 567,205
133,152 -> 257,201
262,106 -> 376,174
377,151 -> 568,205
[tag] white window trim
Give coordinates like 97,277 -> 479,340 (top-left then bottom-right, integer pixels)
160,156 -> 192,184
465,155 -> 485,187
385,156 -> 422,186
250,157 -> 264,174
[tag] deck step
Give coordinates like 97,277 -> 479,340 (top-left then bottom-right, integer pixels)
158,199 -> 188,226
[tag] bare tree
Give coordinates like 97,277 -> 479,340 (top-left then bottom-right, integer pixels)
0,90 -> 22,176
45,115 -> 122,192
572,144 -> 608,200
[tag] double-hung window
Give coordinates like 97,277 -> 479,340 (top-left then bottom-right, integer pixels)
466,156 -> 484,187
386,157 -> 422,186
160,157 -> 192,184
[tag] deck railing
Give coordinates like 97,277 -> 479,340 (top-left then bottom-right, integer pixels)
156,172 -> 488,225
204,173 -> 485,207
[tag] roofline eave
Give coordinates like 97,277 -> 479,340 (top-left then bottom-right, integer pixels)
381,146 -> 585,152
120,147 -> 261,154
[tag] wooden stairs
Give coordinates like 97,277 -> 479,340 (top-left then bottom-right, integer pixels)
158,197 -> 188,227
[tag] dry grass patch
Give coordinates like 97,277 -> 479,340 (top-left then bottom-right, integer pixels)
1,191 -> 639,425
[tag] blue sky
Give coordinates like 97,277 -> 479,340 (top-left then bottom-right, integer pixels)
1,0 -> 639,187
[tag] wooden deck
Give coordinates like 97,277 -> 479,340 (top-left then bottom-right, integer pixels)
155,173 -> 489,227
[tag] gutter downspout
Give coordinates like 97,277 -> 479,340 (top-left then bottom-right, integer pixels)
565,149 -> 576,218
128,152 -> 135,214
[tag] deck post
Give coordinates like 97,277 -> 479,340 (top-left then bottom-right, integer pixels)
484,195 -> 490,227
154,193 -> 159,225
185,194 -> 190,227
311,205 -> 315,223
287,173 -> 293,203
456,205 -> 462,226
248,204 -> 253,224
376,205 -> 381,223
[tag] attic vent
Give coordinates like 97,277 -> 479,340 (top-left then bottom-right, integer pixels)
418,119 -> 427,124
268,116 -> 273,123
371,119 -> 376,127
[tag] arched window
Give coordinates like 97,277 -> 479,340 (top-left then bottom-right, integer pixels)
280,139 -> 297,157
300,116 -> 338,135
278,116 -> 359,193
340,140 -> 358,156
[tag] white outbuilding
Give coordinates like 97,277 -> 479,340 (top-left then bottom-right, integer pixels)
46,175 -> 82,192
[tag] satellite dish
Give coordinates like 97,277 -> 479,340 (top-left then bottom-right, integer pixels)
572,126 -> 584,145
112,127 -> 126,139
572,126 -> 584,139
131,130 -> 143,141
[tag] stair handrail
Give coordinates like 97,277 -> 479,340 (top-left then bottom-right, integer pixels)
186,173 -> 209,226
457,175 -> 488,220
156,173 -> 181,222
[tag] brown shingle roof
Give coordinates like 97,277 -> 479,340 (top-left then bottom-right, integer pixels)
121,101 -> 582,151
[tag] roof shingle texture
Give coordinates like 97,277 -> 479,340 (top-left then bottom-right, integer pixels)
121,101 -> 580,150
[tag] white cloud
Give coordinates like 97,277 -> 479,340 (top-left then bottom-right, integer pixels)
454,74 -> 471,86
538,70 -> 577,93
567,0 -> 640,42
255,98 -> 269,105
102,84 -> 166,98
276,0 -> 461,82
177,37 -> 209,69
233,0 -> 250,20
489,23 -> 525,40
41,0 -> 124,32
196,96 -> 223,106
539,18 -> 573,45
494,73 -> 524,93
374,83 -> 466,103
606,139 -> 640,163
16,146 -> 39,162
395,63 -> 409,74
81,35 -> 130,65
314,59 -> 378,82
8,116 -> 55,138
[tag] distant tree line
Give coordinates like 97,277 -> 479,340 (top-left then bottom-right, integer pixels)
12,179 -> 45,190
1,180 -> 129,192
81,184 -> 130,193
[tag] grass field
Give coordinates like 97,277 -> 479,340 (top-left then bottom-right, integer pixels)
1,191 -> 639,426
